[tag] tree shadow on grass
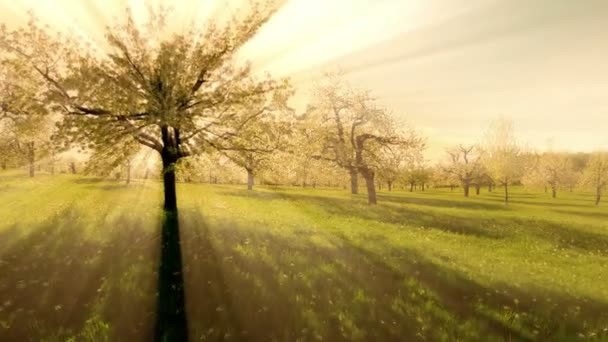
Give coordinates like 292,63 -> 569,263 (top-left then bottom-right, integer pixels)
377,193 -> 512,211
69,177 -> 107,184
220,191 -> 507,239
220,190 -> 608,254
313,192 -> 608,255
0,225 -> 22,252
482,196 -> 596,208
177,210 -> 608,341
0,207 -> 159,341
155,210 -> 188,341
552,208 -> 608,220
66,177 -> 155,192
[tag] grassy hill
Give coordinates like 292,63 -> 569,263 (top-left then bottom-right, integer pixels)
1,171 -> 607,341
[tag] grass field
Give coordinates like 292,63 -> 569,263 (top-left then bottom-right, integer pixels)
0,171 -> 607,341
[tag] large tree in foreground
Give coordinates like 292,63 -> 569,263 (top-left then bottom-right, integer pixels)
1,5 -> 289,341
0,4 -> 289,211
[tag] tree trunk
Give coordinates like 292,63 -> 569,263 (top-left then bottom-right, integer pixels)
596,186 -> 601,206
504,182 -> 509,204
450,184 -> 454,191
421,182 -> 425,191
27,142 -> 35,177
551,186 -> 556,199
387,181 -> 392,192
349,168 -> 358,194
544,185 -> 547,193
1,160 -> 6,170
126,162 -> 131,185
463,181 -> 470,197
247,169 -> 254,191
162,154 -> 178,211
409,182 -> 414,192
312,180 -> 316,189
70,162 -> 76,174
488,183 -> 492,192
361,169 -> 377,205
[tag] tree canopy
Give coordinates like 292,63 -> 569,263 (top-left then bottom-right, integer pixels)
0,3 -> 291,209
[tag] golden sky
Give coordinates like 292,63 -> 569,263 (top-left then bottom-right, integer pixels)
1,0 -> 607,160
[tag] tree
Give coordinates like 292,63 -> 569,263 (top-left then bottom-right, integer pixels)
0,59 -> 52,176
441,144 -> 483,197
0,133 -> 16,170
1,4 -> 289,211
523,152 -> 575,197
580,152 -> 608,205
2,8 -> 291,340
0,121 -> 20,170
307,73 -> 423,204
403,164 -> 429,192
377,144 -> 421,191
288,119 -> 331,188
431,164 -> 459,191
482,119 -> 524,204
537,153 -> 572,198
407,161 -> 432,191
176,152 -> 242,184
84,139 -> 141,179
305,74 -> 360,194
562,168 -> 581,193
82,139 -> 142,185
220,116 -> 289,190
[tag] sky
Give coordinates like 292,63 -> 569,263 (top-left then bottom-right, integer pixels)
1,0 -> 607,161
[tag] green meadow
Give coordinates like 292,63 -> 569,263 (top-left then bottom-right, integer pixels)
1,171 -> 607,341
